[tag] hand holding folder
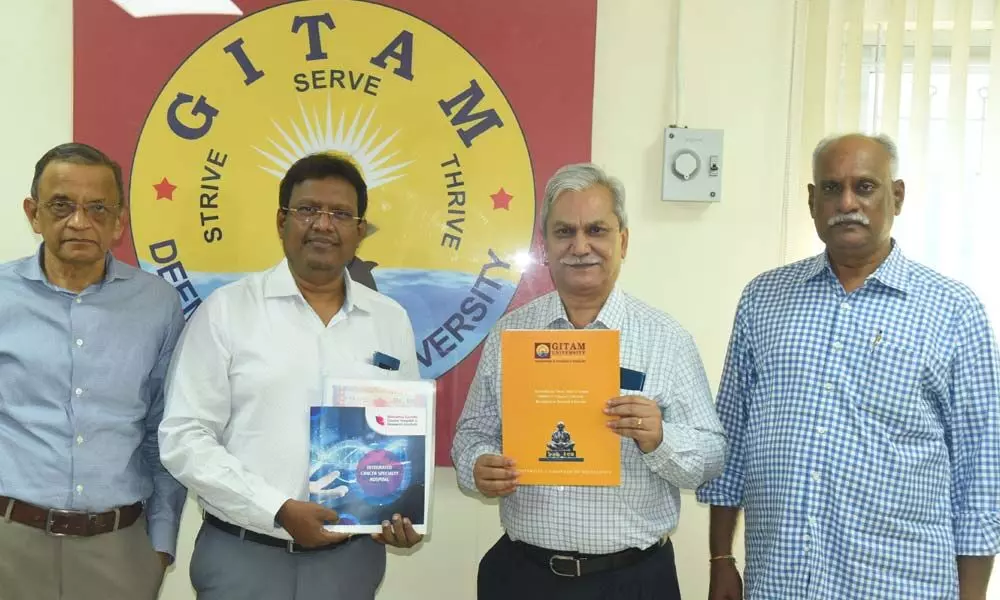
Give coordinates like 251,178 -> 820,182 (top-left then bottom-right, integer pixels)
473,455 -> 519,498
604,395 -> 663,454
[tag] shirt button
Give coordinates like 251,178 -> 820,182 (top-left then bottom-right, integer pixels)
76,485 -> 84,494
75,339 -> 84,347
808,517 -> 817,525
74,297 -> 82,304
76,435 -> 84,445
817,426 -> 827,436
811,470 -> 822,483
803,534 -> 810,541
74,388 -> 83,396
840,302 -> 851,311
832,341 -> 843,351
824,382 -> 834,391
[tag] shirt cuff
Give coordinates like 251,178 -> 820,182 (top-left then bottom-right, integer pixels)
694,476 -> 744,506
254,487 -> 294,533
146,516 -> 179,560
954,511 -> 1000,555
457,444 -> 501,494
640,421 -> 675,473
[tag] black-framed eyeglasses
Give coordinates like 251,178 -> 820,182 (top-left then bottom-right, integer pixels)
281,206 -> 364,226
42,200 -> 119,223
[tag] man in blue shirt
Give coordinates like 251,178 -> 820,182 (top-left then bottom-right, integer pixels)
698,133 -> 1000,599
0,143 -> 187,600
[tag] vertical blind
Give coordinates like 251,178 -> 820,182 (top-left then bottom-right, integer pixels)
786,0 -> 1000,329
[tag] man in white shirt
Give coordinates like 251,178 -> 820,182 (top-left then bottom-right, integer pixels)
450,163 -> 727,599
159,154 -> 423,600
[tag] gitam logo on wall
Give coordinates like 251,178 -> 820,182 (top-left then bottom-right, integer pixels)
76,0 -> 597,463
130,0 -> 535,380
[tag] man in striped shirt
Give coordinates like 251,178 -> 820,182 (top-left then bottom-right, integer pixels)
698,133 -> 1000,599
452,163 -> 726,600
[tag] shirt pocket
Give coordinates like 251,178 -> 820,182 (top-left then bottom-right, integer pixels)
855,339 -> 930,441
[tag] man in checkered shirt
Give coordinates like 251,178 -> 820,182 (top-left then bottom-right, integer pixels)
697,133 -> 1000,600
451,163 -> 727,600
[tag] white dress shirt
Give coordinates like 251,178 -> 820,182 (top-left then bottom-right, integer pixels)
159,259 -> 419,539
451,287 -> 727,554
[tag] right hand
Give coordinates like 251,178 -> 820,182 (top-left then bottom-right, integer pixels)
708,558 -> 743,600
473,454 -> 518,497
276,499 -> 350,548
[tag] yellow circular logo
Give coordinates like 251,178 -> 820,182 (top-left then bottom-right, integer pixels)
131,0 -> 535,379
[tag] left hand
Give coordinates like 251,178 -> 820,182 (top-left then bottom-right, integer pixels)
605,395 -> 663,453
157,552 -> 172,571
371,513 -> 423,548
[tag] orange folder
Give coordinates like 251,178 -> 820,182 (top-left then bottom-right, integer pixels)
501,329 -> 621,486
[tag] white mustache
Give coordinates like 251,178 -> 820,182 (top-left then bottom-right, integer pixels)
560,256 -> 601,266
828,213 -> 870,227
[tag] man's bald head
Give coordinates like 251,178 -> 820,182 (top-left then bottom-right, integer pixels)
812,133 -> 899,183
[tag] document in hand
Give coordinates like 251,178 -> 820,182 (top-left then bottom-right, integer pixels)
309,379 -> 435,534
501,329 -> 621,486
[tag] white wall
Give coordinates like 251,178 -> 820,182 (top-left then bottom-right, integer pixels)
0,0 -> 798,598
0,0 -> 70,255
592,2 -> 794,597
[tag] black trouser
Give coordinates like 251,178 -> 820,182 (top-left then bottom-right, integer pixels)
477,534 -> 682,600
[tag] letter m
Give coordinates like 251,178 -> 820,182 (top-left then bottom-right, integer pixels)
438,79 -> 505,148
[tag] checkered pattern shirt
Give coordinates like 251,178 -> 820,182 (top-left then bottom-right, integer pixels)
452,286 -> 726,554
696,243 -> 1000,599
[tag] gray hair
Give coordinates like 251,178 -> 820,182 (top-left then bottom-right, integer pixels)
31,142 -> 125,205
812,133 -> 900,180
540,163 -> 628,233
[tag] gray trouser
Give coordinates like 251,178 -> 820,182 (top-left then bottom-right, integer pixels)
190,521 -> 387,600
0,517 -> 164,600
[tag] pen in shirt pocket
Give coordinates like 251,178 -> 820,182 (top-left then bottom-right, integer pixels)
871,328 -> 883,353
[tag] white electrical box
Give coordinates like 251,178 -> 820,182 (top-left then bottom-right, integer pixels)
661,127 -> 724,202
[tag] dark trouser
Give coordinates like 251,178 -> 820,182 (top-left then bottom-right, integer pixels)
477,534 -> 682,600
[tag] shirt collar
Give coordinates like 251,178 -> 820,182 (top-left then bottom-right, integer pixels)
867,242 -> 910,293
264,258 -> 371,313
543,285 -> 627,329
801,239 -> 910,294
15,243 -> 132,285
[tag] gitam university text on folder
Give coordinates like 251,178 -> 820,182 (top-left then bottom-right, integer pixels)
501,329 -> 621,486
309,378 -> 435,534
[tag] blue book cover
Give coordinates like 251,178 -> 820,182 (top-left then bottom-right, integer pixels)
309,379 -> 434,534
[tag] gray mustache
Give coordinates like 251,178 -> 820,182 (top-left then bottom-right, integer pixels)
828,213 -> 870,227
560,256 -> 601,266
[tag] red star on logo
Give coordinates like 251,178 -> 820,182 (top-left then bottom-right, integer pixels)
490,187 -> 513,210
153,177 -> 177,200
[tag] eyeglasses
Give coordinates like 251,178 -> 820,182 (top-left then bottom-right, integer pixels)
43,200 -> 119,223
282,206 -> 364,226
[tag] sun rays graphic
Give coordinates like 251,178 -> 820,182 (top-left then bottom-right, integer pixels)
253,99 -> 412,190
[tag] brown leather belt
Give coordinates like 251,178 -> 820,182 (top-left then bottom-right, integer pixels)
0,496 -> 143,537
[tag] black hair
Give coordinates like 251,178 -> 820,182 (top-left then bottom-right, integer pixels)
278,153 -> 368,218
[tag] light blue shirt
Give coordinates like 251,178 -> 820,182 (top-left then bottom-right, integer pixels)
452,286 -> 726,554
696,243 -> 1000,599
0,246 -> 187,557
